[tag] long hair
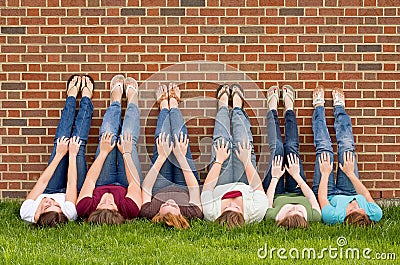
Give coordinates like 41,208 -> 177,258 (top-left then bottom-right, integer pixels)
344,211 -> 372,227
152,213 -> 190,229
88,209 -> 125,225
215,210 -> 245,229
36,211 -> 68,228
277,214 -> 309,229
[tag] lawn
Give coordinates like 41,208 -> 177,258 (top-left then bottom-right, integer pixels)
0,201 -> 398,265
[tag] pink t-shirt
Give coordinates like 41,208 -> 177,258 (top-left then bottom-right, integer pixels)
76,185 -> 139,220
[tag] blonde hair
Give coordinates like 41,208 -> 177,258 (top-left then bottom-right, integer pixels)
152,213 -> 190,229
277,214 -> 309,229
88,209 -> 125,225
344,211 -> 372,227
215,210 -> 245,229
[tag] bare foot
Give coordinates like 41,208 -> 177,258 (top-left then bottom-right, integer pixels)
67,76 -> 80,98
82,76 -> 94,99
232,84 -> 244,109
156,84 -> 168,110
217,84 -> 230,109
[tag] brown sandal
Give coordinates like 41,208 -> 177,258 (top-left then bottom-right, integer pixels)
168,83 -> 182,103
156,84 -> 168,107
231,83 -> 245,109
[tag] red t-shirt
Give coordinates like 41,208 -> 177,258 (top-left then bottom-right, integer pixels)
222,190 -> 242,200
76,185 -> 139,220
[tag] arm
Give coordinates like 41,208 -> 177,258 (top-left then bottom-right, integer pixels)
141,132 -> 172,204
285,153 -> 320,213
339,151 -> 374,203
203,138 -> 230,192
173,132 -> 201,209
235,140 -> 263,192
317,152 -> 333,209
26,137 -> 69,200
65,136 -> 82,204
77,132 -> 116,203
266,156 -> 285,208
117,132 -> 142,209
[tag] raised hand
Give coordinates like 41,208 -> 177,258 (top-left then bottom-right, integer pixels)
285,153 -> 301,181
339,151 -> 355,176
173,132 -> 188,160
213,138 -> 230,164
118,132 -> 133,155
271,155 -> 285,179
69,136 -> 82,157
157,132 -> 173,160
99,132 -> 116,154
235,140 -> 252,167
56,136 -> 69,156
318,152 -> 333,177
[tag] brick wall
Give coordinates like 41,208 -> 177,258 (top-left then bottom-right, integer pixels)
1,0 -> 399,199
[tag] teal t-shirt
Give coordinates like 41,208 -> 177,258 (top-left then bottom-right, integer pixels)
321,194 -> 383,225
265,193 -> 321,222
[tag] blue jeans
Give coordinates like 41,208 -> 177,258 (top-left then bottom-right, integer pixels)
94,102 -> 143,187
312,106 -> 359,197
151,108 -> 200,194
263,110 -> 306,195
210,107 -> 256,186
44,96 -> 93,194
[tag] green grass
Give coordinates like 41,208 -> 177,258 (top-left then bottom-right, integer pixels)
1,201 -> 399,264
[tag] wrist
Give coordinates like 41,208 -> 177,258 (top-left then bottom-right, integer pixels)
214,160 -> 223,166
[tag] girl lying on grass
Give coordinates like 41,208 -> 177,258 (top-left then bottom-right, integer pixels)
20,75 -> 94,227
201,84 -> 268,228
263,85 -> 321,229
76,75 -> 142,225
139,84 -> 203,229
311,86 -> 382,226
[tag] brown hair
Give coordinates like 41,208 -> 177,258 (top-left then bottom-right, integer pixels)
36,211 -> 68,228
152,213 -> 190,229
277,214 -> 309,229
344,211 -> 372,227
215,210 -> 245,229
87,209 -> 125,225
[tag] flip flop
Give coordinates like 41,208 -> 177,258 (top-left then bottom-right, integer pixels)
267,85 -> 280,108
81,74 -> 95,96
282,85 -> 296,105
312,86 -> 325,107
156,84 -> 168,107
231,83 -> 245,109
216,83 -> 231,99
124,77 -> 138,96
66,74 -> 80,95
110,74 -> 125,96
332,88 -> 345,107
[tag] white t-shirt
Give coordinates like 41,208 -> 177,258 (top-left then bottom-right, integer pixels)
201,182 -> 268,224
20,193 -> 77,223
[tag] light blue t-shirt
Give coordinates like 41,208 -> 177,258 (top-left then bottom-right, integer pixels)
321,194 -> 382,225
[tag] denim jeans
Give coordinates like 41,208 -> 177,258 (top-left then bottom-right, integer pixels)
151,108 -> 200,194
263,110 -> 306,195
312,106 -> 359,197
44,96 -> 94,194
210,106 -> 256,186
94,102 -> 143,188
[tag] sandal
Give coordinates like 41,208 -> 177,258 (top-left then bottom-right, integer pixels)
216,83 -> 231,99
156,84 -> 168,107
110,74 -> 125,96
312,85 -> 325,107
66,74 -> 80,95
332,88 -> 345,107
81,75 -> 95,96
124,77 -> 138,96
231,83 -> 245,109
168,83 -> 182,103
267,85 -> 280,108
